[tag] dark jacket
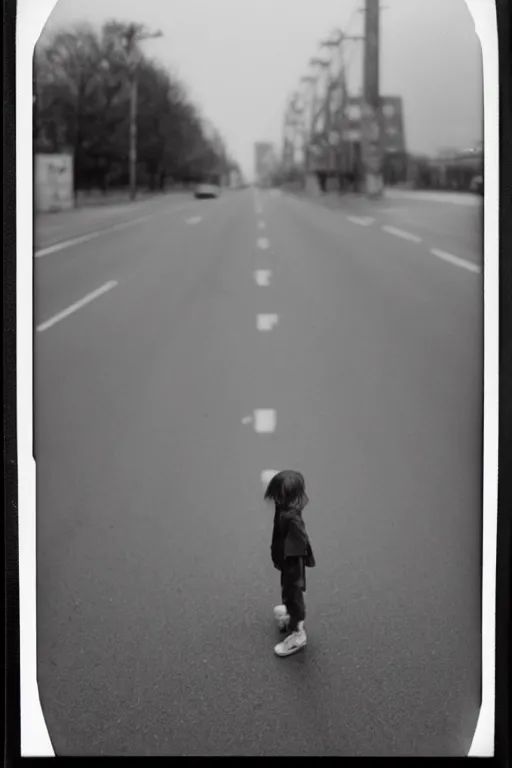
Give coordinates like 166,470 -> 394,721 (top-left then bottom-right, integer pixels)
271,507 -> 316,591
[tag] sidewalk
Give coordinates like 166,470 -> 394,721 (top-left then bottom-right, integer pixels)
282,187 -> 391,215
35,191 -> 193,251
73,188 -> 189,208
382,188 -> 481,207
283,186 -> 482,214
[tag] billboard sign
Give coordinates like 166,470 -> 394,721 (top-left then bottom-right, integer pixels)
35,153 -> 74,212
342,96 -> 406,154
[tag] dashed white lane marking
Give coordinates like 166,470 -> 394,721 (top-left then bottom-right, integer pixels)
257,314 -> 279,331
254,410 -> 276,433
35,205 -> 194,257
36,281 -> 118,332
430,248 -> 481,274
346,215 -> 374,226
254,270 -> 272,286
258,221 -> 266,229
382,225 -> 422,243
186,216 -> 202,224
257,237 -> 270,250
242,415 -> 253,425
261,469 -> 279,486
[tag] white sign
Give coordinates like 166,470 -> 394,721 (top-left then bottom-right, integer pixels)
35,154 -> 74,212
347,104 -> 361,121
343,128 -> 361,142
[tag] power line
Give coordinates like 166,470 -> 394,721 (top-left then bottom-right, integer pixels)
344,38 -> 361,86
344,2 -> 363,36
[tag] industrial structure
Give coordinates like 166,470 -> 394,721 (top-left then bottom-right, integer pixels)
280,0 -> 399,198
278,0 -> 482,197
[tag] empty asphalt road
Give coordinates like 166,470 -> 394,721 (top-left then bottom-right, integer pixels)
34,187 -> 483,756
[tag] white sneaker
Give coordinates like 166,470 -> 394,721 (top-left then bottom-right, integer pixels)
273,604 -> 290,632
274,628 -> 307,657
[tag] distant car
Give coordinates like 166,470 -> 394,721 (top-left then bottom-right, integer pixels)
194,182 -> 221,199
469,175 -> 483,195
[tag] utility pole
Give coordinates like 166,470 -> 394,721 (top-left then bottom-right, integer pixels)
361,0 -> 383,198
123,24 -> 163,201
288,95 -> 305,181
282,96 -> 296,173
300,74 -> 317,177
321,31 -> 363,185
129,71 -> 138,201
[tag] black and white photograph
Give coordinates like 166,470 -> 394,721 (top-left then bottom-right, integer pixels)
7,0 -> 508,758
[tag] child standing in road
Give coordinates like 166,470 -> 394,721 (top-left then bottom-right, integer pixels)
265,470 -> 316,657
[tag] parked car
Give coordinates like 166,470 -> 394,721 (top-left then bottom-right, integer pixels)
194,176 -> 221,199
469,175 -> 483,195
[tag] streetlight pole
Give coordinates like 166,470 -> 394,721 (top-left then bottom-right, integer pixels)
300,75 -> 317,176
129,72 -> 138,201
122,24 -> 163,201
309,59 -> 330,136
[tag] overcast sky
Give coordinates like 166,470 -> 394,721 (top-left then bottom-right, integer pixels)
40,0 -> 483,178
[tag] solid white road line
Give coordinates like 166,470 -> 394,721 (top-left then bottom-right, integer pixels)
35,204 -> 195,257
36,281 -> 118,332
257,237 -> 270,250
186,216 -> 202,224
382,225 -> 422,243
430,248 -> 481,274
261,469 -> 279,486
254,410 -> 276,433
257,314 -> 278,331
36,224 -> 135,257
254,269 -> 271,286
346,215 -> 374,226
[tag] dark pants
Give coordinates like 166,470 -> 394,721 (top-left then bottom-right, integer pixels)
280,561 -> 306,632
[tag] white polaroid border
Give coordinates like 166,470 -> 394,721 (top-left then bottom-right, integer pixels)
17,0 -> 58,757
464,0 -> 499,757
15,0 -> 499,758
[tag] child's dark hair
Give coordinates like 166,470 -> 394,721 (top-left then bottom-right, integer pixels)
264,470 -> 309,512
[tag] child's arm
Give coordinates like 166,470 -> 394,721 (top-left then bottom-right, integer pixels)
281,518 -> 307,590
284,515 -> 316,567
283,517 -> 308,558
271,547 -> 282,570
270,509 -> 282,569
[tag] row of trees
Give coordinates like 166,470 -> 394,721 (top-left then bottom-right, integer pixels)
34,20 -> 240,192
